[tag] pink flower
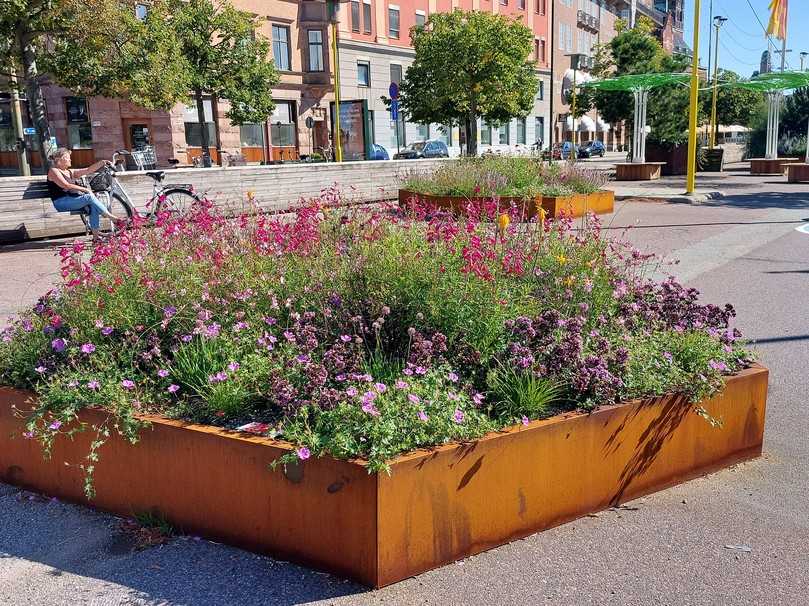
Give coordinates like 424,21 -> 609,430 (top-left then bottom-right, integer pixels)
453,409 -> 465,424
340,334 -> 352,343
374,382 -> 387,393
346,386 -> 358,397
86,380 -> 100,390
121,379 -> 135,389
362,390 -> 377,403
157,369 -> 170,378
521,416 -> 530,426
67,380 -> 79,388
296,446 -> 311,460
208,371 -> 228,383
402,367 -> 414,376
228,362 -> 240,372
34,365 -> 47,374
362,402 -> 380,416
417,410 -> 429,422
414,366 -> 427,375
167,384 -> 180,393
408,393 -> 421,404
48,420 -> 62,431
447,372 -> 459,382
395,379 -> 408,389
473,393 -> 484,405
80,343 -> 95,354
447,391 -> 460,401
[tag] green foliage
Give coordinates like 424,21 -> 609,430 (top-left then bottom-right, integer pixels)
399,10 -> 537,155
782,87 -> 809,138
486,364 -> 561,423
700,70 -> 764,137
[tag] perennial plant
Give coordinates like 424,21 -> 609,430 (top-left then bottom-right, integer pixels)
0,194 -> 751,495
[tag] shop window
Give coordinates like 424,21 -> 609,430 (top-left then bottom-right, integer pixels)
240,123 -> 265,148
270,101 -> 296,147
65,97 -> 92,149
183,100 -> 215,147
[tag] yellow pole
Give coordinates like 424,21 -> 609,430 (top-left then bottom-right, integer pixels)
686,0 -> 702,194
331,22 -> 343,162
709,20 -> 721,149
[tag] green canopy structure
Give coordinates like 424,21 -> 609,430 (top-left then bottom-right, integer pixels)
581,73 -> 690,164
728,71 -> 809,161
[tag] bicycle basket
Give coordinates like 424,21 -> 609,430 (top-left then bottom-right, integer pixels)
89,171 -> 113,192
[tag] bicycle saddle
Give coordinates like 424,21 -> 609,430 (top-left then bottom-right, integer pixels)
146,171 -> 166,182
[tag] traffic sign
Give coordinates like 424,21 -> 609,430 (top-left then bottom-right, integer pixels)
389,82 -> 399,100
23,127 -> 35,135
391,99 -> 399,122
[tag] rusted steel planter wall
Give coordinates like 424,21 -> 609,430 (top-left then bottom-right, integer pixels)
0,366 -> 767,588
749,157 -> 799,175
398,189 -> 614,219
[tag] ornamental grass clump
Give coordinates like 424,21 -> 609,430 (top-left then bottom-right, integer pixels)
0,196 -> 752,495
400,156 -> 608,199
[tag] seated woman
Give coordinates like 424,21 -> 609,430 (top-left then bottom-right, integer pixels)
47,148 -> 122,242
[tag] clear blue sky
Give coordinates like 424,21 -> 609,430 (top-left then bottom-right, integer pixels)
682,0 -> 809,77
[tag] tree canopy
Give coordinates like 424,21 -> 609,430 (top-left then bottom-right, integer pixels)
399,10 -> 538,156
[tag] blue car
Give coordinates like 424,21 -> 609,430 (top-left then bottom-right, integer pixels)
369,143 -> 390,161
579,140 -> 606,158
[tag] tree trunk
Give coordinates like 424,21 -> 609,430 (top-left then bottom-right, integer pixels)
211,95 -> 223,166
19,32 -> 56,168
195,89 -> 212,168
465,109 -> 478,157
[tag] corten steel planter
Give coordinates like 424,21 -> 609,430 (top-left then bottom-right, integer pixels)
398,189 -> 614,219
785,162 -> 809,183
0,365 -> 767,588
749,157 -> 800,175
614,162 -> 666,181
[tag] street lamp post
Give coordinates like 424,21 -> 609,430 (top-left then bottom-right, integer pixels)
709,16 -> 727,149
565,53 -> 588,161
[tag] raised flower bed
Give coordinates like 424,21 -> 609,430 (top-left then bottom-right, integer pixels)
399,156 -> 614,219
0,198 -> 763,587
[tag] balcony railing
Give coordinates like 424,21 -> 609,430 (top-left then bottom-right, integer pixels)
576,10 -> 600,31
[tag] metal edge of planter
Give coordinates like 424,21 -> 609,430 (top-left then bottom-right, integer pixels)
0,364 -> 767,588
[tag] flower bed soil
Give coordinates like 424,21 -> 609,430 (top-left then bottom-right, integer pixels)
398,189 -> 614,219
0,365 -> 767,588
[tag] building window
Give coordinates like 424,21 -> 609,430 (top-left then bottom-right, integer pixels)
417,123 -> 429,140
363,0 -> 372,33
500,0 -> 508,5
535,0 -> 546,14
357,61 -> 371,87
498,123 -> 509,145
535,40 -> 540,62
270,101 -> 296,147
390,63 -> 402,85
538,80 -> 544,100
240,123 -> 265,148
540,39 -> 546,63
481,122 -> 492,145
388,6 -> 400,39
415,10 -> 426,28
308,30 -> 324,72
438,124 -> 451,145
351,0 -> 360,32
535,116 -> 545,145
183,100 -> 215,148
135,3 -> 148,20
517,118 -> 526,145
518,0 -> 525,9
65,97 -> 93,149
272,25 -> 291,71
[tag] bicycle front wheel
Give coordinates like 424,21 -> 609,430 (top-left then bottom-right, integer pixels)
97,192 -> 134,233
153,188 -> 201,218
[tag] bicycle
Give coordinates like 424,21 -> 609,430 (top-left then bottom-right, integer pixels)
82,150 -> 202,232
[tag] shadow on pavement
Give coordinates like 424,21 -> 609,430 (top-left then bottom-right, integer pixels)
706,190 -> 809,210
0,484 -> 367,606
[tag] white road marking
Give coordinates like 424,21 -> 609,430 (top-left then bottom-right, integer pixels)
796,223 -> 809,235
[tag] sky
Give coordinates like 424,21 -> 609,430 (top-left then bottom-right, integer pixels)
682,0 -> 809,77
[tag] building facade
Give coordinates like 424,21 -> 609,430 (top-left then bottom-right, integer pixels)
335,0 -> 553,158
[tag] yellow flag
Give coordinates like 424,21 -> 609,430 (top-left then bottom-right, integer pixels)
767,0 -> 788,41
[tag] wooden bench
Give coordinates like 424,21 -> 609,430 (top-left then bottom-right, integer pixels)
786,162 -> 809,183
749,157 -> 799,175
614,162 -> 666,181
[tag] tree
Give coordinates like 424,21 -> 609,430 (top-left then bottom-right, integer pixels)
1,0 -> 183,165
157,0 -> 279,166
781,87 -> 809,138
399,11 -> 537,156
700,70 -> 763,141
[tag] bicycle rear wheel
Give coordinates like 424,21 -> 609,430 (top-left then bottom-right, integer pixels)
153,188 -> 201,218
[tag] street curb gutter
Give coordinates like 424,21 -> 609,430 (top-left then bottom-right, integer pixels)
614,191 -> 725,203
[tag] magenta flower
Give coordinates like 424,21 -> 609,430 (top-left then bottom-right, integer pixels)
362,390 -> 377,403
163,305 -> 177,319
296,446 -> 311,460
121,379 -> 135,389
296,354 -> 310,364
709,359 -> 728,372
34,365 -> 47,374
346,386 -> 358,397
395,379 -> 408,389
22,319 -> 34,332
402,367 -> 414,376
80,343 -> 95,354
283,330 -> 296,342
157,369 -> 170,378
521,416 -> 530,426
48,420 -> 62,431
208,371 -> 228,383
340,334 -> 352,343
417,410 -> 429,422
51,338 -> 67,353
167,384 -> 180,393
181,334 -> 192,343
408,393 -> 421,404
374,382 -> 387,393
101,326 -> 114,336
447,371 -> 459,383
233,321 -> 249,332
86,380 -> 100,390
362,402 -> 381,416
228,362 -> 240,372
335,374 -> 347,382
414,366 -> 427,376
453,409 -> 465,424
473,393 -> 484,405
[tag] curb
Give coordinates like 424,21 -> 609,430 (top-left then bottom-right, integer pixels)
615,190 -> 725,203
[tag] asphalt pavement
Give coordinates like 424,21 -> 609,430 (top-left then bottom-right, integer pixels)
1,167 -> 808,605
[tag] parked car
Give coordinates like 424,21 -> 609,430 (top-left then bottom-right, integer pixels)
368,143 -> 390,161
543,141 -> 578,160
393,140 -> 450,160
578,140 -> 606,158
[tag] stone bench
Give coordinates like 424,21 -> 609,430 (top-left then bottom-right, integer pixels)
614,162 -> 667,181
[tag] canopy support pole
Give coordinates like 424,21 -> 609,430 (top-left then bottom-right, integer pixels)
765,91 -> 782,160
631,89 -> 649,164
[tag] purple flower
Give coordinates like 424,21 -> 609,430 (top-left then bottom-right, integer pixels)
228,362 -> 240,372
51,338 -> 67,353
709,359 -> 728,372
22,319 -> 34,332
22,431 -> 34,439
662,351 -> 673,363
402,368 -> 414,376
521,415 -> 530,426
340,334 -> 352,343
296,446 -> 311,460
472,393 -> 484,405
407,393 -> 421,404
203,323 -> 221,338
167,384 -> 180,393
34,365 -> 47,374
362,402 -> 380,416
208,371 -> 228,383
362,390 -> 377,403
86,380 -> 100,390
181,334 -> 192,343
157,369 -> 170,378
346,387 -> 358,397
453,409 -> 465,424
283,330 -> 296,342
121,379 -> 135,390
374,382 -> 387,393
80,343 -> 95,355
233,321 -> 249,332
296,354 -> 310,364
48,420 -> 62,431
263,316 -> 277,325
447,391 -> 460,401
417,410 -> 429,422
447,372 -> 459,383
395,379 -> 408,390
414,366 -> 427,376
163,305 -> 177,319
101,326 -> 114,336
